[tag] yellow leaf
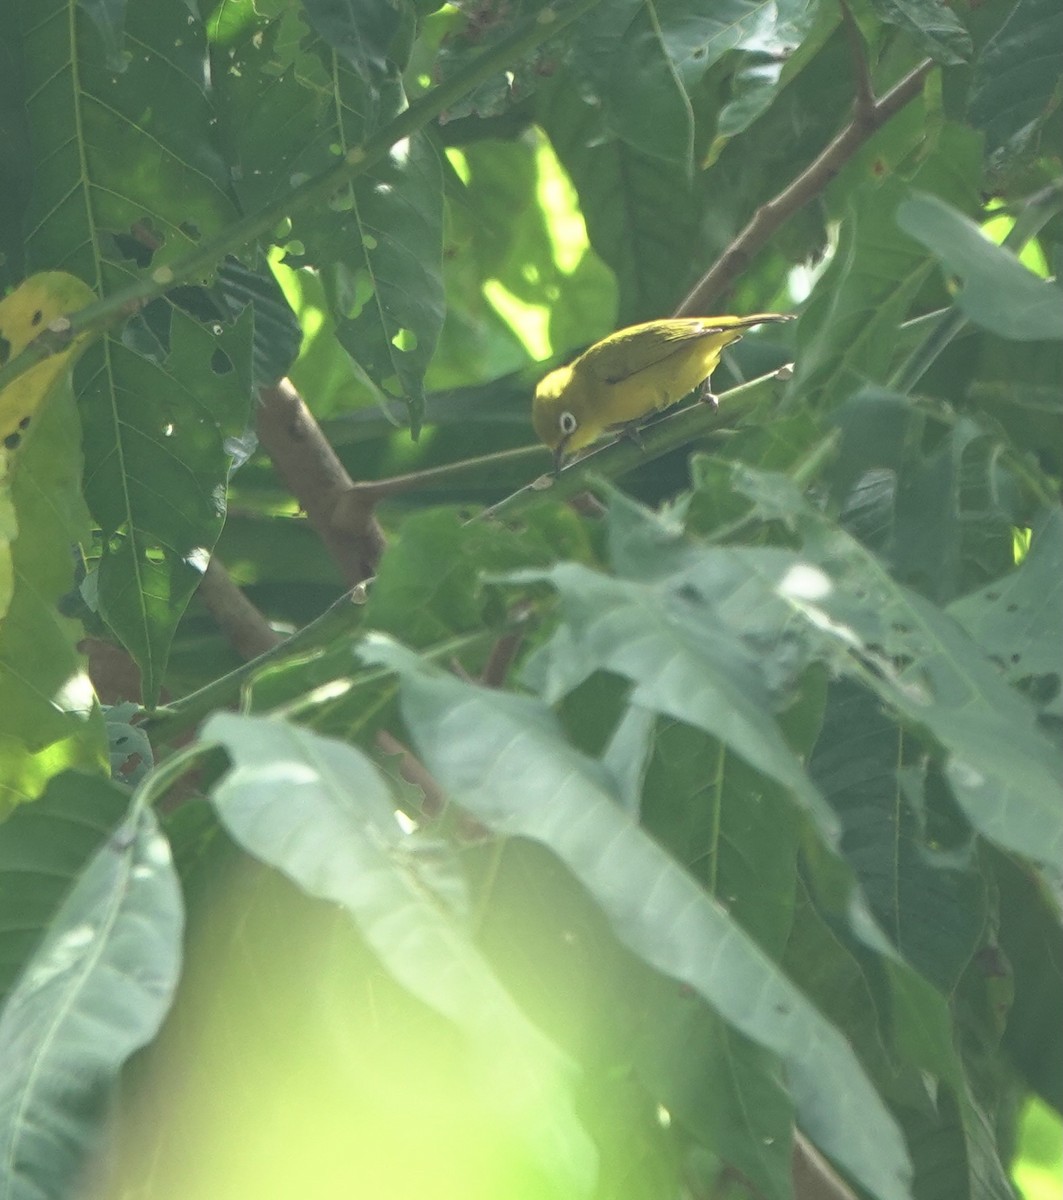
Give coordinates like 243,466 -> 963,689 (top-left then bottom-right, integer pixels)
0,272 -> 97,451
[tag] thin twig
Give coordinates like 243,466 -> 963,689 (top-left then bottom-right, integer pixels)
143,586 -> 369,743
479,366 -> 792,523
330,444 -> 548,533
676,59 -> 934,316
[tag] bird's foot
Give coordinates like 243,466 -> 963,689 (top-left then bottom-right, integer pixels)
619,422 -> 646,450
696,380 -> 719,408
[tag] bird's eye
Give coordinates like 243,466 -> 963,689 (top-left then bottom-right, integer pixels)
559,411 -> 578,435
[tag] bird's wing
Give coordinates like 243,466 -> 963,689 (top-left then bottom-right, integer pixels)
583,316 -> 784,386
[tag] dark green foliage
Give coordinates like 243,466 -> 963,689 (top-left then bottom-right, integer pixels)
1,0 -> 1060,1197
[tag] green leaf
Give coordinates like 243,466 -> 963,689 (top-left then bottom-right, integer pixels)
968,336 -> 1063,476
569,0 -> 827,168
633,712 -> 809,1197
570,0 -> 694,166
600,703 -> 656,815
897,193 -> 1063,341
717,0 -> 839,137
703,28 -> 859,284
76,0 -> 129,74
366,635 -> 914,1200
639,715 -> 807,956
949,507 -> 1063,716
782,878 -> 902,1089
994,850 -> 1063,1109
299,0 -> 407,79
634,994 -> 794,1200
216,256 -> 301,389
794,198 -> 930,408
18,0 -> 255,703
890,417 -> 1023,601
968,0 -> 1063,153
84,305 -> 254,705
363,507 -> 556,647
0,29 -> 31,293
810,681 -> 988,992
656,0 -> 824,88
212,6 -> 444,433
864,0 -> 972,63
737,467 -> 1063,875
0,771 -> 130,1007
793,128 -> 982,408
21,0 -> 236,281
829,392 -> 1023,603
324,130 -> 444,436
790,869 -> 1016,1200
204,712 -> 597,1197
435,141 -> 545,382
438,134 -> 616,373
518,558 -> 837,839
538,84 -> 699,323
0,804 -> 182,1200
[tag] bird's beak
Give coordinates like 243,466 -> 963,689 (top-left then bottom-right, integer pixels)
552,436 -> 570,478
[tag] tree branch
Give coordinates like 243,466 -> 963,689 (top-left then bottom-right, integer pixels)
676,59 -> 933,316
330,444 -> 547,536
197,555 -> 283,660
792,1132 -> 859,1200
257,379 -> 385,586
479,366 -> 792,523
143,586 -> 371,744
376,730 -> 448,817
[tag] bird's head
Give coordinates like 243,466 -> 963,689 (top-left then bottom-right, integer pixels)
532,365 -> 583,472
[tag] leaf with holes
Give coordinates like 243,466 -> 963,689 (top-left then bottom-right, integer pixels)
211,6 -> 444,433
950,507 -> 1063,716
0,274 -> 106,806
81,306 -> 253,706
17,1 -> 252,703
735,466 -> 1063,875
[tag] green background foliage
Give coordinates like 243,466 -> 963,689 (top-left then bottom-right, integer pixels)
0,0 -> 1060,1197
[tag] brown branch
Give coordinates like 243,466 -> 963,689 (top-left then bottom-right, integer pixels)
479,630 -> 525,687
375,729 -> 448,817
256,379 -> 385,586
676,58 -> 934,316
330,445 -> 546,529
792,1132 -> 859,1200
80,636 -> 146,706
198,555 -> 283,660
82,558 -> 279,705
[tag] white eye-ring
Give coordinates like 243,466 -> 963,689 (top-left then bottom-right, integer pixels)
559,411 -> 578,435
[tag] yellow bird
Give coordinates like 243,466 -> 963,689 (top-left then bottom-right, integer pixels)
532,314 -> 793,471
